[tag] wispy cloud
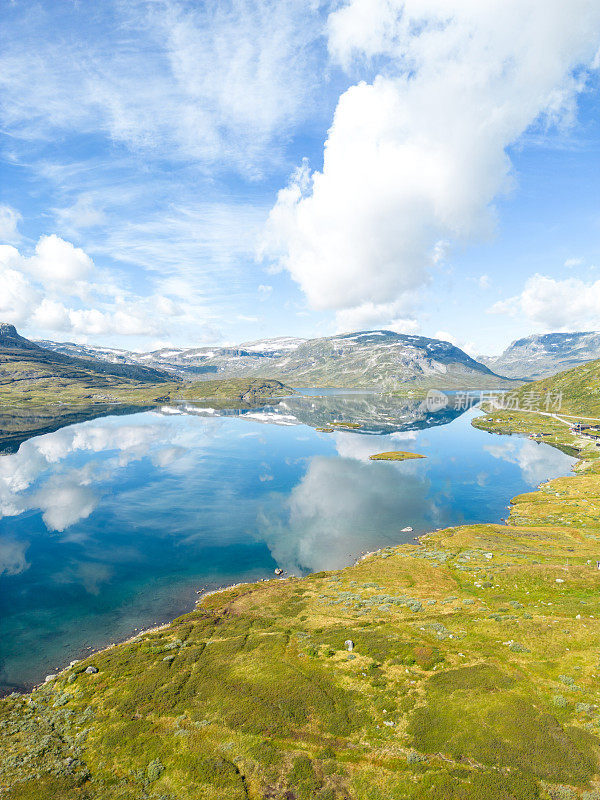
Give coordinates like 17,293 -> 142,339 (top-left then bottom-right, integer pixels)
0,0 -> 324,174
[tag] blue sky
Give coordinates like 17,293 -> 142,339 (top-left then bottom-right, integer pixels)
0,1 -> 599,356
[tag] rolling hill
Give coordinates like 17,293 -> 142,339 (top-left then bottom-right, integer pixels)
509,356 -> 600,417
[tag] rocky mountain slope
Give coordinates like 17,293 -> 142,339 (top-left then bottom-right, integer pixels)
2,324 -> 170,384
38,330 -> 513,389
480,331 -> 600,380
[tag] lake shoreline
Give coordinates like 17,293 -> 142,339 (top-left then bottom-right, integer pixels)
2,405 -> 577,695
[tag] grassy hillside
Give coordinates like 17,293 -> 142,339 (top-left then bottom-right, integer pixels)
4,365 -> 600,798
507,358 -> 600,417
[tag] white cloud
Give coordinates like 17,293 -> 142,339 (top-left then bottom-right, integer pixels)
262,1 -> 600,319
34,482 -> 99,533
0,235 -> 189,340
434,330 -> 477,357
490,274 -> 600,330
0,205 -> 21,242
564,257 -> 584,268
0,250 -> 41,325
26,234 -> 94,284
0,417 -> 199,532
478,274 -> 491,290
31,299 -> 71,331
334,299 -> 419,334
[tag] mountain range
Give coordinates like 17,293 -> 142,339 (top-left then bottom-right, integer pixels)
1,323 -> 171,385
480,331 -> 600,380
36,329 -> 513,389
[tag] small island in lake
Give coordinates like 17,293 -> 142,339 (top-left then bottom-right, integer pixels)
369,450 -> 426,461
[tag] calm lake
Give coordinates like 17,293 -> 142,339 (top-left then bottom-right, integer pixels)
0,392 -> 575,693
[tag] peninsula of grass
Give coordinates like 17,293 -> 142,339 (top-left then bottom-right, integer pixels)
5,360 -> 600,799
369,450 -> 426,461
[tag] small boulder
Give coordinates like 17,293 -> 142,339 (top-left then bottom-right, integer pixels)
344,640 -> 354,652
84,666 -> 98,675
274,568 -> 284,575
44,674 -> 57,683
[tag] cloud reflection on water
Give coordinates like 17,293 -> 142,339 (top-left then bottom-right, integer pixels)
0,415 -> 208,533
484,438 -> 574,487
258,453 -> 436,574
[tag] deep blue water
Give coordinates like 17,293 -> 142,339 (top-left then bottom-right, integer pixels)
0,400 -> 575,693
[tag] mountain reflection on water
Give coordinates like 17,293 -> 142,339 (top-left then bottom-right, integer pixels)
180,390 -> 467,434
0,393 -> 574,693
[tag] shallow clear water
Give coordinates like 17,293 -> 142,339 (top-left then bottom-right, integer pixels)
0,397 -> 574,693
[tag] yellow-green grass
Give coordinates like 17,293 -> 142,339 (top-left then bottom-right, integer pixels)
369,451 -> 426,461
508,357 -> 600,417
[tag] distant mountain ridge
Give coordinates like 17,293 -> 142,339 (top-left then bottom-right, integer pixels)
1,324 -> 171,384
36,329 -> 514,389
480,331 -> 600,380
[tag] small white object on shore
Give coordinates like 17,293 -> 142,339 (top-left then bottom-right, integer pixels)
401,526 -> 413,532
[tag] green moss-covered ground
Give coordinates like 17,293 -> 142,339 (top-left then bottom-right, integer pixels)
3,363 -> 600,798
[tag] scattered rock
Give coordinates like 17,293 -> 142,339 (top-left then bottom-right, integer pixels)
401,526 -> 413,532
274,568 -> 284,575
344,640 -> 354,652
44,674 -> 56,683
84,666 -> 98,675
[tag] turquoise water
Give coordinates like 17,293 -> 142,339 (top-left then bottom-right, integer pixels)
0,398 -> 574,693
